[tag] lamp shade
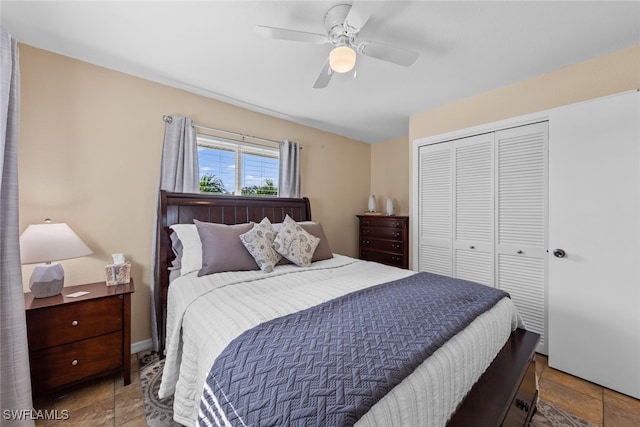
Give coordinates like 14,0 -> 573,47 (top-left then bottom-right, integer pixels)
20,221 -> 93,264
329,45 -> 356,73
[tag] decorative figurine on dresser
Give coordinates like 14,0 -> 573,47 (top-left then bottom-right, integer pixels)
357,200 -> 409,269
22,250 -> 135,394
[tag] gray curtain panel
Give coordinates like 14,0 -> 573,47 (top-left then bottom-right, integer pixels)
159,116 -> 199,192
0,28 -> 35,425
150,116 -> 199,352
278,140 -> 301,198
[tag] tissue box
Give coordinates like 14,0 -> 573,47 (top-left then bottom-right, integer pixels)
105,262 -> 131,286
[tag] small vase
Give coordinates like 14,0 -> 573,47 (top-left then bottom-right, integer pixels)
386,197 -> 394,216
368,195 -> 377,212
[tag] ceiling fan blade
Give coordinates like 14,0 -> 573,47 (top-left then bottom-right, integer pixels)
344,1 -> 378,32
255,25 -> 328,44
313,59 -> 333,89
359,41 -> 419,66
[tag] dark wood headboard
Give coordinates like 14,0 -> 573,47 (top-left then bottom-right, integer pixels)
154,190 -> 311,354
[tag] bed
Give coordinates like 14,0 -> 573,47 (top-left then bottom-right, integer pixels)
154,190 -> 540,426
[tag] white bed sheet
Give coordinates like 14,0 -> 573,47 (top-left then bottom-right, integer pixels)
159,255 -> 522,426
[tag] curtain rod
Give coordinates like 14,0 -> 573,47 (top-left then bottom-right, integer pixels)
162,115 -> 284,146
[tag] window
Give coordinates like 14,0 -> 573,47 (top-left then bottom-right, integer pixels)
197,134 -> 279,196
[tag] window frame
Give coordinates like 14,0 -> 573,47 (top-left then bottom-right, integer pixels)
196,134 -> 280,196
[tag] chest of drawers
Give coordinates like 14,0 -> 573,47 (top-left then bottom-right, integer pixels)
357,215 -> 409,269
24,280 -> 134,393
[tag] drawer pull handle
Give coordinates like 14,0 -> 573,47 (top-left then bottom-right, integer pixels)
71,320 -> 79,326
71,359 -> 78,366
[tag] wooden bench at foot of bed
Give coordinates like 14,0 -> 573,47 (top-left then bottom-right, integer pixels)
447,328 -> 540,427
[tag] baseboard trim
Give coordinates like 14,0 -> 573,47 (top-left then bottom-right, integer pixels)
131,339 -> 153,355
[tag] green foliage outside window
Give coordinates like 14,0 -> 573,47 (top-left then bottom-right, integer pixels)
199,174 -> 226,193
241,178 -> 278,196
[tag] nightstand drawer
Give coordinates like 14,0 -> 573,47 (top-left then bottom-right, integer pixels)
29,331 -> 122,392
27,296 -> 122,351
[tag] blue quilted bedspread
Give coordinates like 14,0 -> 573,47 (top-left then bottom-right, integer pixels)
198,272 -> 509,427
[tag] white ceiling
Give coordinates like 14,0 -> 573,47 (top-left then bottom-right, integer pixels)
2,1 -> 639,143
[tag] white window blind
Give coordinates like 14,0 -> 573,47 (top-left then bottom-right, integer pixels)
197,135 -> 279,196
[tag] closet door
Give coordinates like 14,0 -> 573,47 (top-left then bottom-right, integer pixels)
418,143 -> 452,275
495,122 -> 548,354
548,91 -> 640,398
453,134 -> 495,286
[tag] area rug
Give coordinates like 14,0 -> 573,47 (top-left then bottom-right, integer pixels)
139,351 -> 596,427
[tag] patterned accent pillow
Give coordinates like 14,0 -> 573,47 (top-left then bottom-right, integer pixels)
273,215 -> 320,267
239,218 -> 282,273
273,221 -> 333,264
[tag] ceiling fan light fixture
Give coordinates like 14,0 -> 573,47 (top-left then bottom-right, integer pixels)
329,45 -> 356,73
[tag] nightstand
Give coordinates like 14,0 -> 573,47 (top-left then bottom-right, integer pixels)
24,280 -> 134,394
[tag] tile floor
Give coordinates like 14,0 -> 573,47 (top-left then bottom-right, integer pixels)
535,354 -> 640,427
31,353 -> 640,426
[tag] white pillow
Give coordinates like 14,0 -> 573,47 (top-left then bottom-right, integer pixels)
169,224 -> 202,276
239,218 -> 282,273
273,215 -> 320,267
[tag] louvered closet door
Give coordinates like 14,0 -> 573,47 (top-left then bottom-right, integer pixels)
453,134 -> 495,286
418,143 -> 452,276
495,122 -> 548,354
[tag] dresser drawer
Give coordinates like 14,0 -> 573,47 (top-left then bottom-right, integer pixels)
361,249 -> 405,268
360,226 -> 405,240
27,297 -> 122,351
358,217 -> 406,229
29,331 -> 122,392
360,238 -> 404,253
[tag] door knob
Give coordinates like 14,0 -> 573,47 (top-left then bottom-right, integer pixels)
553,249 -> 566,258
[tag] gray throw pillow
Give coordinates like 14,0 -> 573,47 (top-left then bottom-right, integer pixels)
194,220 -> 258,276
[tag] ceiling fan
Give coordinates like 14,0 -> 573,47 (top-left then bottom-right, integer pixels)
256,2 -> 419,88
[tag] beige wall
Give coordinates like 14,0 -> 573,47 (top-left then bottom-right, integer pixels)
410,45 -> 640,141
17,45 -> 371,345
370,135 -> 410,216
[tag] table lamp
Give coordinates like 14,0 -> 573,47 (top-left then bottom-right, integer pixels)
20,219 -> 93,298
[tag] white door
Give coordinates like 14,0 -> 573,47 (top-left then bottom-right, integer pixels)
548,91 -> 640,398
495,122 -> 549,354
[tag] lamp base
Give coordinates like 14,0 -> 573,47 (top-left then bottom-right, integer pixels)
30,263 -> 64,298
